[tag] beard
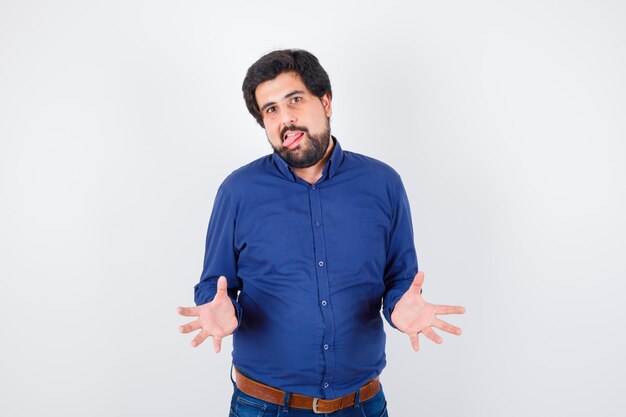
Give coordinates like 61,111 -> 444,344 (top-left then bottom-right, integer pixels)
269,119 -> 331,169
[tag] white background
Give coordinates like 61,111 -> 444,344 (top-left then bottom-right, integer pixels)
1,1 -> 625,416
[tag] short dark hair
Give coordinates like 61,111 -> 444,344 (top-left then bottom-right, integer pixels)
242,49 -> 332,127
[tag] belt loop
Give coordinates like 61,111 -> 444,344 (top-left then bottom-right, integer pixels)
282,391 -> 291,413
353,386 -> 362,408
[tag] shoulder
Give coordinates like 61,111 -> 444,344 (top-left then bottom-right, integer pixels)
341,150 -> 410,209
342,150 -> 404,184
216,154 -> 273,199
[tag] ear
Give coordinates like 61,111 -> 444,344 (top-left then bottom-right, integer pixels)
320,92 -> 332,118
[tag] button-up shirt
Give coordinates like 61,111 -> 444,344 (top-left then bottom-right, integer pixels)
194,136 -> 418,399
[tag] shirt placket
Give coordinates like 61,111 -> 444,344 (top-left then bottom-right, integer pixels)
308,180 -> 336,399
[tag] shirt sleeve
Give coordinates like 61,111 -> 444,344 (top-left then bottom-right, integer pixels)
193,184 -> 243,327
382,175 -> 419,329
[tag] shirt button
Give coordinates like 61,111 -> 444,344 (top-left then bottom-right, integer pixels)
321,300 -> 328,307
323,344 -> 329,350
311,185 -> 317,190
315,221 -> 321,227
323,382 -> 329,388
318,261 -> 324,267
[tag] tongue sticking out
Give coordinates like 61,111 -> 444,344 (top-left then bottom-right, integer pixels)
283,132 -> 304,149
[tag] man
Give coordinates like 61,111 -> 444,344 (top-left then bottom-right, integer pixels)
177,49 -> 465,416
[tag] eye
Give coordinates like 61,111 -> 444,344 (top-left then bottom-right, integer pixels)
266,106 -> 276,114
291,96 -> 302,104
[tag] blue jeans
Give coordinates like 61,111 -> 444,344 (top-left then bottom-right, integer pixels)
229,384 -> 389,417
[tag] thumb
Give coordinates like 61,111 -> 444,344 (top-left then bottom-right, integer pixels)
411,271 -> 424,293
215,276 -> 228,299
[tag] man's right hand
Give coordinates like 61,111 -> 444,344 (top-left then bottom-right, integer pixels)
177,276 -> 238,353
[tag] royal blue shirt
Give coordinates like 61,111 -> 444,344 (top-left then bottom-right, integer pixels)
194,136 -> 418,399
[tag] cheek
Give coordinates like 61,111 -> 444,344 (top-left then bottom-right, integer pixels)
264,126 -> 282,145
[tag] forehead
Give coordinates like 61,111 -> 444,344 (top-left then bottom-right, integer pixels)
255,71 -> 312,107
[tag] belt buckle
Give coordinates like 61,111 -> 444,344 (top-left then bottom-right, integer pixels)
312,398 -> 323,414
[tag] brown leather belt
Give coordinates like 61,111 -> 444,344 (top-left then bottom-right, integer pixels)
233,367 -> 380,414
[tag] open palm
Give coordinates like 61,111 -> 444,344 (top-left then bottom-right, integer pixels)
177,276 -> 238,352
391,271 -> 465,351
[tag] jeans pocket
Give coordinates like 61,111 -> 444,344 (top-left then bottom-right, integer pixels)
370,400 -> 387,417
361,388 -> 388,417
232,394 -> 268,417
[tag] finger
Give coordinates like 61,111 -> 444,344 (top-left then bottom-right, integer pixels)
179,319 -> 201,334
410,271 -> 424,292
214,276 -> 228,300
432,318 -> 462,336
213,335 -> 223,353
409,333 -> 420,351
191,329 -> 209,348
177,306 -> 199,317
434,305 -> 466,315
422,327 -> 443,344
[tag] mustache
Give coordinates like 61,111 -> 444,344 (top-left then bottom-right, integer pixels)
281,125 -> 309,139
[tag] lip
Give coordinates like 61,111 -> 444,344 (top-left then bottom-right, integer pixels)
283,130 -> 304,142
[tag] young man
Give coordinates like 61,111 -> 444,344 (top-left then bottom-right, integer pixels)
177,49 -> 465,416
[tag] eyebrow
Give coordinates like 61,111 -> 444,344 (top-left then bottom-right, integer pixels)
260,90 -> 305,112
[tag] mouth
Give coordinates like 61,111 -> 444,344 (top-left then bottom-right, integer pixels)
282,131 -> 305,149
283,130 -> 304,142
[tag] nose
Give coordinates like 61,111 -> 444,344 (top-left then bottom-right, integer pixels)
280,107 -> 297,127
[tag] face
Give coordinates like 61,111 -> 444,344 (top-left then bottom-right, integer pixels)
255,71 -> 332,168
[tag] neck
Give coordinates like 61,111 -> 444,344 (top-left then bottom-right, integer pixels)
293,136 -> 335,184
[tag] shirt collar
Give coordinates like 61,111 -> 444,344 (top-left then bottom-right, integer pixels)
271,135 -> 345,183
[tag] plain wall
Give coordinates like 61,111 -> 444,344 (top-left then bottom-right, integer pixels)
1,1 -> 625,416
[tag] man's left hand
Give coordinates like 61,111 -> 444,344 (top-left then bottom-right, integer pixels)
391,271 -> 465,351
